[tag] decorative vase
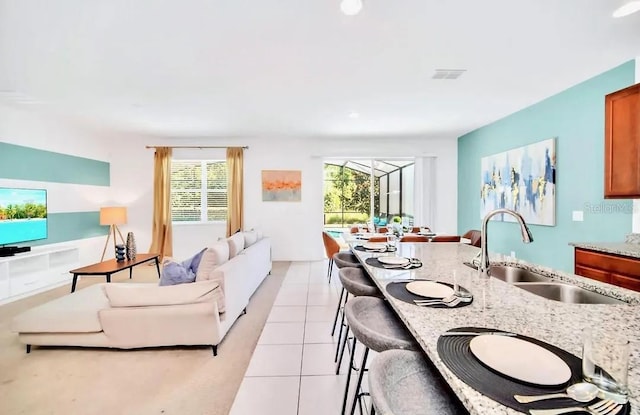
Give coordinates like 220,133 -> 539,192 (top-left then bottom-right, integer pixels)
115,244 -> 126,262
126,232 -> 137,260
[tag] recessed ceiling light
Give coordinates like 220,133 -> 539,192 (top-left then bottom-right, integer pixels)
340,0 -> 363,16
613,1 -> 640,17
348,111 -> 360,119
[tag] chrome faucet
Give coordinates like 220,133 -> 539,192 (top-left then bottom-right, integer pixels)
478,208 -> 534,278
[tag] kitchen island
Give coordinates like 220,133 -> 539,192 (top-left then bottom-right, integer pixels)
351,241 -> 640,415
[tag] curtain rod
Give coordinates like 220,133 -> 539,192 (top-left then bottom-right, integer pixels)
145,145 -> 249,149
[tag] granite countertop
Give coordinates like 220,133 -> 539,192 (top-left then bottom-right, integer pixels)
351,242 -> 640,415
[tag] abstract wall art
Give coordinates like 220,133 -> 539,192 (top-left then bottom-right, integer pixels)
480,138 -> 556,226
262,170 -> 302,202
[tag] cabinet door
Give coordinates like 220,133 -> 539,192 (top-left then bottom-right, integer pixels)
610,273 -> 640,293
575,265 -> 610,284
605,83 -> 640,198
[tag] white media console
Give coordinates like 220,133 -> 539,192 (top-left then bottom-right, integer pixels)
0,245 -> 80,304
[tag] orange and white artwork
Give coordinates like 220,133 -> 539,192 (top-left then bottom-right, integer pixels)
262,170 -> 302,202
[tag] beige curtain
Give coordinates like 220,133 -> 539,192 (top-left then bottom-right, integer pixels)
149,147 -> 173,260
226,147 -> 244,237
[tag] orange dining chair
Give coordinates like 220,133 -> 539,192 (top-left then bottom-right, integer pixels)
399,235 -> 429,242
377,227 -> 389,234
368,236 -> 388,243
461,230 -> 482,248
430,235 -> 461,242
322,231 -> 341,281
408,227 -> 421,234
350,226 -> 370,233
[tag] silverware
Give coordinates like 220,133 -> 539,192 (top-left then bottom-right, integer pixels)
415,297 -> 462,307
440,331 -> 517,337
528,399 -> 622,415
383,263 -> 414,269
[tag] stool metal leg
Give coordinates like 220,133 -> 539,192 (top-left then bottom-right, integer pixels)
327,258 -> 334,282
350,346 -> 370,415
331,287 -> 345,336
335,324 -> 350,374
340,336 -> 358,415
334,292 -> 349,361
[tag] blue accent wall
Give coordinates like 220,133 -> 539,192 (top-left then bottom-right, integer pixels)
458,61 -> 636,272
0,142 -> 110,186
0,142 -> 110,245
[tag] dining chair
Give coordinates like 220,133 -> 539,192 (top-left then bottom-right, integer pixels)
367,236 -> 388,243
461,229 -> 481,247
430,235 -> 461,242
377,227 -> 389,234
368,349 -> 464,415
322,232 -> 341,281
399,235 -> 429,242
408,227 -> 421,233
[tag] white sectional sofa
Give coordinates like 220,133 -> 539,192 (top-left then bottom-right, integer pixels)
11,233 -> 271,356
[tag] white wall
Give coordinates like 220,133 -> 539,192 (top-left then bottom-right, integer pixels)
110,135 -> 458,261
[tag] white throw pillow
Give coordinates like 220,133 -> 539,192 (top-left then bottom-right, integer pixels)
243,230 -> 258,247
252,227 -> 264,240
227,232 -> 245,258
196,241 -> 229,281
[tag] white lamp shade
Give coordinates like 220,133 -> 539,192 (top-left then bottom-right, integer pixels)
100,206 -> 127,225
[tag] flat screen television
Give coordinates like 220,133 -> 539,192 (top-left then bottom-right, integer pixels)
0,187 -> 48,248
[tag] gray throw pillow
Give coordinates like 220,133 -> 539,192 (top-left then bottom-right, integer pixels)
159,261 -> 196,286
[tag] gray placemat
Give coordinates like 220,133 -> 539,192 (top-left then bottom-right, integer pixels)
437,327 -> 631,414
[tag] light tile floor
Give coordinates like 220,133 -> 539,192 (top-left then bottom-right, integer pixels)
230,260 -> 371,415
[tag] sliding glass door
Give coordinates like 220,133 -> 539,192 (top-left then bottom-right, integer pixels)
323,159 -> 415,230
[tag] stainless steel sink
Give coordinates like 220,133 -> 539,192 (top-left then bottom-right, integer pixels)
489,265 -> 552,283
514,282 -> 625,305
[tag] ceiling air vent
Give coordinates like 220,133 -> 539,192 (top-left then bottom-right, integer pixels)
432,69 -> 466,80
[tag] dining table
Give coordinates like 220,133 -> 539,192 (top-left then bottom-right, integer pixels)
349,241 -> 640,415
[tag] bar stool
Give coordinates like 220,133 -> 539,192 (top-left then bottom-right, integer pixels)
333,267 -> 381,375
368,349 -> 466,415
329,251 -> 362,330
341,296 -> 418,415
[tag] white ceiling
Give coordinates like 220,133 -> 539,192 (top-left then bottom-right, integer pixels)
1,0 -> 639,139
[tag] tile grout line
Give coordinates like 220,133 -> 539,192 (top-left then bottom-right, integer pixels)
295,262 -> 312,415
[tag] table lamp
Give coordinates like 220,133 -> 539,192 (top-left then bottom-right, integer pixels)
100,206 -> 127,262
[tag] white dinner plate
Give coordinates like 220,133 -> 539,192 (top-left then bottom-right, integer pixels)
405,281 -> 454,298
377,256 -> 410,265
469,335 -> 571,386
363,242 -> 387,250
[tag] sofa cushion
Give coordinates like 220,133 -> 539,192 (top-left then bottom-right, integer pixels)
103,280 -> 221,307
196,242 -> 229,280
227,232 -> 245,258
159,260 -> 196,286
243,230 -> 258,247
11,284 -> 108,333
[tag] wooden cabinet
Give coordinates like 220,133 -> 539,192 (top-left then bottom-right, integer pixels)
604,83 -> 640,198
574,248 -> 640,292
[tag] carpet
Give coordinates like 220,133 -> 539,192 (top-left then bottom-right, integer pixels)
0,261 -> 289,415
